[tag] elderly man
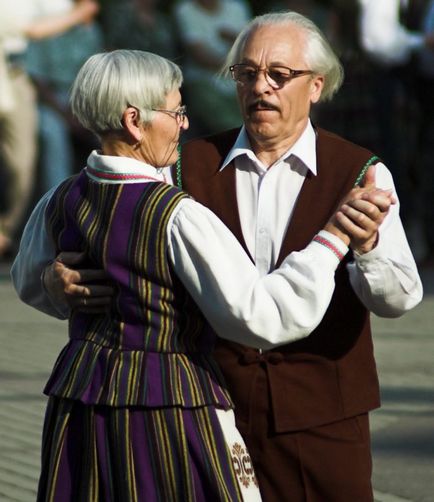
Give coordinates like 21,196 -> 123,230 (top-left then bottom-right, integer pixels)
12,11 -> 422,502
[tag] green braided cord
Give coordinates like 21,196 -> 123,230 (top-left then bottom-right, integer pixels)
176,145 -> 182,189
353,155 -> 380,187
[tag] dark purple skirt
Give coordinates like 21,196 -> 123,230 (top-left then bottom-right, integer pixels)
37,397 -> 244,501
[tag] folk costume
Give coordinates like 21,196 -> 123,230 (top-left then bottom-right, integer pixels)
28,149 -> 352,502
36,154 -> 258,502
179,123 -> 422,501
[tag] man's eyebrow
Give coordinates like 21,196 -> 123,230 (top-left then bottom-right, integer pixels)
239,58 -> 292,67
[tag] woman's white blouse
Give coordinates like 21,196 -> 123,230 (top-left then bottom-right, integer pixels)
11,150 -> 422,350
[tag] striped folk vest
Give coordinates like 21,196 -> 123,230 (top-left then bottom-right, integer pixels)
43,172 -> 233,410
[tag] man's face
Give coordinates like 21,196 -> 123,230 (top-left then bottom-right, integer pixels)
235,24 -> 324,150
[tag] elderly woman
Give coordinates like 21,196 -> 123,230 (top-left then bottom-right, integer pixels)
16,49 -> 369,501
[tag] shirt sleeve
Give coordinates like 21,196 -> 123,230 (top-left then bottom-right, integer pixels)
168,198 -> 348,350
10,187 -> 69,319
347,162 -> 423,317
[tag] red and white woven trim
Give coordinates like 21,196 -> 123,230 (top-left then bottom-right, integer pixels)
313,234 -> 345,261
86,165 -> 163,182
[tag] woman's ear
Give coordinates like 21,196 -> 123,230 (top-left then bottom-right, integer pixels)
122,106 -> 143,143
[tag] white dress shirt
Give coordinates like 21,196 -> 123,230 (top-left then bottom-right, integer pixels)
221,122 -> 422,317
358,0 -> 425,66
11,150 -> 352,350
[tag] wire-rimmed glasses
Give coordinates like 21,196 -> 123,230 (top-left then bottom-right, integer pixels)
229,64 -> 313,89
151,105 -> 188,124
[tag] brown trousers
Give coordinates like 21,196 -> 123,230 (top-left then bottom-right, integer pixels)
238,366 -> 374,502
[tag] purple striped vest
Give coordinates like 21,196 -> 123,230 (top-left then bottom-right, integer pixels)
43,171 -> 233,409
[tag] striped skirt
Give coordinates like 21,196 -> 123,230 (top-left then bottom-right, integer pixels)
37,397 -> 261,501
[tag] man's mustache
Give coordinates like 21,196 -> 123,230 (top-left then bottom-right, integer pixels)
247,100 -> 280,113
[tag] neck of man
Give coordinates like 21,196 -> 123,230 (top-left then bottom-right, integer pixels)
248,120 -> 308,169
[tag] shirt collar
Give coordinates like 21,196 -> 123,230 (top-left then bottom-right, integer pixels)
86,150 -> 172,184
220,121 -> 317,175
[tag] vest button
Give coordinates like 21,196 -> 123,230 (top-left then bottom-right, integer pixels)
267,352 -> 284,365
240,351 -> 262,365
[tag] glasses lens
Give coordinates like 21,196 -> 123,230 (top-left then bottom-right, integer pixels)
231,65 -> 294,88
267,67 -> 292,87
232,65 -> 257,84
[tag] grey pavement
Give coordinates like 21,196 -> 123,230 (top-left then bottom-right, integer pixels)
0,262 -> 433,502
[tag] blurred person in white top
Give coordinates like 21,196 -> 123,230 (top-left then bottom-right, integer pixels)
0,0 -> 98,258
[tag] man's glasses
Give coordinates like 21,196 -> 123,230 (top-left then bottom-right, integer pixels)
152,105 -> 188,124
229,64 -> 313,89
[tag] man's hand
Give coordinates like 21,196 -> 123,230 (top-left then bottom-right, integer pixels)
43,251 -> 115,313
325,165 -> 396,253
336,189 -> 395,253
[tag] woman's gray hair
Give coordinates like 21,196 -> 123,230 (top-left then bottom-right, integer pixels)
223,11 -> 344,101
70,49 -> 183,135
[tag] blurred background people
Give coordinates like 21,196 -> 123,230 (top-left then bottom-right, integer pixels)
358,0 -> 434,262
25,0 -> 103,197
102,0 -> 178,60
0,0 -> 99,259
406,0 -> 434,265
173,0 -> 252,137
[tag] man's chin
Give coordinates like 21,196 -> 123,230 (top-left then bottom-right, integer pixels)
246,120 -> 276,138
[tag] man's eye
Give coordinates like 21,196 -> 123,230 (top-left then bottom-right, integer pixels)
269,70 -> 290,81
241,68 -> 257,78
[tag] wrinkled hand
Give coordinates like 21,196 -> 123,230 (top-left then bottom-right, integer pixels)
325,165 -> 396,252
336,188 -> 395,253
43,251 -> 115,313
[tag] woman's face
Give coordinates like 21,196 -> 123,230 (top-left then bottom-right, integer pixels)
139,88 -> 189,168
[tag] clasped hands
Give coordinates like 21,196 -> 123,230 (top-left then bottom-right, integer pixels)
325,165 -> 396,253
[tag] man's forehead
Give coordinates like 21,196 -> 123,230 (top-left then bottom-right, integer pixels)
241,24 -> 306,64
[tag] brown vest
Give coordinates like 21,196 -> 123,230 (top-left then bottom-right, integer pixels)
180,127 -> 381,432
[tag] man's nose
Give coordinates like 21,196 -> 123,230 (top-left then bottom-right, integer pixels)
251,69 -> 274,94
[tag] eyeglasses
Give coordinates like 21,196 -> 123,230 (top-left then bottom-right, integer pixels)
151,105 -> 188,124
229,64 -> 313,89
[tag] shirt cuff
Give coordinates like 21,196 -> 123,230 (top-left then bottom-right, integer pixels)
311,230 -> 349,265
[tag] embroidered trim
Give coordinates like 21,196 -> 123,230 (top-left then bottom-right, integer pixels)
176,145 -> 183,189
231,442 -> 258,489
313,235 -> 345,261
353,155 -> 380,187
86,165 -> 161,182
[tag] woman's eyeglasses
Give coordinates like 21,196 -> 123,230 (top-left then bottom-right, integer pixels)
152,105 -> 188,124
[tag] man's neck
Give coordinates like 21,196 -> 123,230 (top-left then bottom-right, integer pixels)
249,126 -> 307,169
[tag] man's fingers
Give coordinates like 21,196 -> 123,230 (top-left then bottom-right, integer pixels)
77,307 -> 111,314
342,200 -> 382,224
67,268 -> 110,284
64,283 -> 115,298
336,208 -> 376,235
54,260 -> 109,286
71,296 -> 112,308
361,189 -> 396,210
56,251 -> 87,266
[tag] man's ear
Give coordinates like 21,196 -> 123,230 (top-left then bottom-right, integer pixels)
122,106 -> 143,143
310,75 -> 324,104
